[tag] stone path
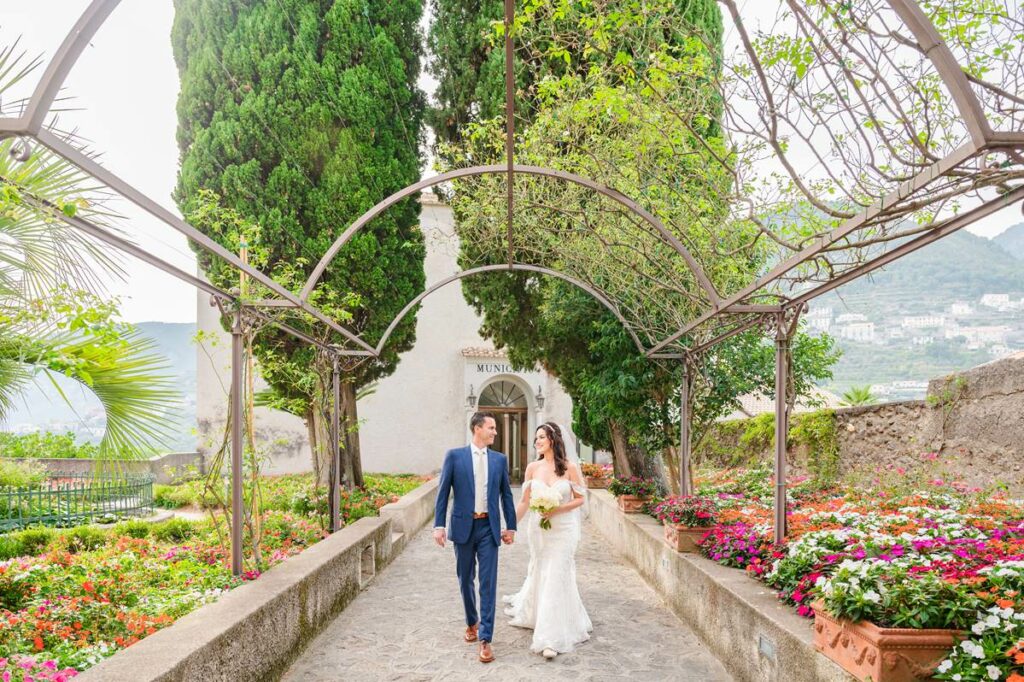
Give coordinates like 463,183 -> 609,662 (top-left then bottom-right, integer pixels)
283,520 -> 731,681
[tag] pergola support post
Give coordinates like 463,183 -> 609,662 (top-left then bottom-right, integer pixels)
230,310 -> 245,576
680,356 -> 693,496
772,310 -> 798,545
330,356 -> 342,533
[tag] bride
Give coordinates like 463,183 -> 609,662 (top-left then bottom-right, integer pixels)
503,421 -> 593,659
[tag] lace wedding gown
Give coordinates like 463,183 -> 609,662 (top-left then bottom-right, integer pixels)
502,478 -> 593,654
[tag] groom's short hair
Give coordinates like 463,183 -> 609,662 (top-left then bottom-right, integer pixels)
470,412 -> 496,432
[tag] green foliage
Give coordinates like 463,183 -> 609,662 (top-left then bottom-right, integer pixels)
0,431 -> 100,459
151,518 -> 198,544
0,459 -> 46,488
62,526 -> 107,553
431,0 -> 838,489
113,519 -> 151,539
739,413 -> 775,452
790,410 -> 841,483
15,527 -> 56,555
698,409 -> 842,483
839,385 -> 877,407
0,534 -> 24,561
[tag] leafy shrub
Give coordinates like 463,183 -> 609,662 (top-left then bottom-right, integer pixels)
15,527 -> 55,555
0,534 -> 25,560
607,476 -> 658,498
152,518 -> 197,543
0,431 -> 100,459
0,459 -> 47,488
63,526 -> 107,553
113,519 -> 151,539
652,495 -> 718,527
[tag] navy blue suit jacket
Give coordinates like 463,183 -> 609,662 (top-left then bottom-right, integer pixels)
434,446 -> 517,546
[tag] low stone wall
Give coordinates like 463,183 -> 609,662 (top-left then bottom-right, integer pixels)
697,354 -> 1024,492
379,477 -> 439,539
77,478 -> 439,682
2,452 -> 202,484
588,489 -> 852,682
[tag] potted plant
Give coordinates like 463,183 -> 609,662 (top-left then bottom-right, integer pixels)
652,495 -> 717,552
580,463 -> 612,489
810,568 -> 970,682
607,476 -> 657,513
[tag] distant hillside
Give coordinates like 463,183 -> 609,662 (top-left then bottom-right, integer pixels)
994,222 -> 1024,261
820,230 -> 1024,312
818,229 -> 1024,396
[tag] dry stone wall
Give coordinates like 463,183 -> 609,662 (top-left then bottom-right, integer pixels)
700,353 -> 1024,493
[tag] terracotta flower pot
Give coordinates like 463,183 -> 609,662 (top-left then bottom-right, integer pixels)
811,600 -> 964,682
616,494 -> 649,513
662,523 -> 709,552
585,476 -> 608,489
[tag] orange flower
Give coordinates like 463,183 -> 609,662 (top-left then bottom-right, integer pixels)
997,598 -> 1016,608
33,635 -> 43,650
82,581 -> 95,593
1008,673 -> 1024,682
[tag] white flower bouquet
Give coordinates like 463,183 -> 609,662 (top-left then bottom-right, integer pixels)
529,487 -> 562,530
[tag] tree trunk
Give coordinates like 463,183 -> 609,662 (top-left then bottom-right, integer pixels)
339,381 -> 363,489
609,420 -> 667,491
663,444 -> 681,497
307,405 -> 333,488
608,420 -> 633,478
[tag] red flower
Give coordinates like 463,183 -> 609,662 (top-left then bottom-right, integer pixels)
81,581 -> 95,594
34,635 -> 44,650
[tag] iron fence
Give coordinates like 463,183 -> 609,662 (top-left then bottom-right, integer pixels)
0,473 -> 154,532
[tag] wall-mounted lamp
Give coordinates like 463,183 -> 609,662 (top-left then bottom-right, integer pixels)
466,385 -> 477,408
535,385 -> 545,409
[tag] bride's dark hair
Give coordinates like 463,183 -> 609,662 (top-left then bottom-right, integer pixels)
537,422 -> 568,477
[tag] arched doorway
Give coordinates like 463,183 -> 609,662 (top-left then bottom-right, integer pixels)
478,379 -> 530,483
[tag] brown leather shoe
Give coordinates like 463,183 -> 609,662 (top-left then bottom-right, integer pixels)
479,641 -> 495,663
464,623 -> 478,643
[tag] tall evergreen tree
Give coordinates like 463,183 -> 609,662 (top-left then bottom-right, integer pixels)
173,0 -> 426,486
429,0 -> 836,490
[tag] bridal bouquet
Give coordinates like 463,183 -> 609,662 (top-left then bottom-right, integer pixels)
529,488 -> 562,530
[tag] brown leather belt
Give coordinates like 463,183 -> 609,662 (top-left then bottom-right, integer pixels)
473,512 -> 489,519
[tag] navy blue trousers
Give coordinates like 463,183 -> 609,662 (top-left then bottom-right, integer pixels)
454,517 -> 500,642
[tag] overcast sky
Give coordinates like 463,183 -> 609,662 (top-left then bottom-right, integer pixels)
3,2 -> 1020,324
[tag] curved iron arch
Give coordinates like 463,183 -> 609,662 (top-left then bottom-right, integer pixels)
371,264 -> 649,356
300,164 -> 723,306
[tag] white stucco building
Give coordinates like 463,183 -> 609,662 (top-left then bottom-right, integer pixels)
195,192 -> 581,481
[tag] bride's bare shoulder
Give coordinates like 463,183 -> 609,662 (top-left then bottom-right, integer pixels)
523,460 -> 540,477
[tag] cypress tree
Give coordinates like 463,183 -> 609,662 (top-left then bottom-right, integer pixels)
173,0 -> 426,486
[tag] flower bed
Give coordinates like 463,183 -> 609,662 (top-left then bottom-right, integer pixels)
0,473 -> 428,674
684,462 -> 1024,681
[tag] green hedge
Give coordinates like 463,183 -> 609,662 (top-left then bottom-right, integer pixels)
0,431 -> 100,459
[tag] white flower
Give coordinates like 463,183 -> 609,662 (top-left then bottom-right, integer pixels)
987,665 -> 1002,680
972,622 -> 987,635
953,673 -> 961,681
936,659 -> 952,673
960,640 -> 985,659
863,590 -> 881,604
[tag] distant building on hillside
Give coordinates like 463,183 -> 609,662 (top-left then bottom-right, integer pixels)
836,322 -> 876,343
902,315 -> 945,329
950,302 -> 973,316
980,293 -> 1011,309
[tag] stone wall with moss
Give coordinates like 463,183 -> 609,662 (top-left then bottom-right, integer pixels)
696,354 -> 1024,492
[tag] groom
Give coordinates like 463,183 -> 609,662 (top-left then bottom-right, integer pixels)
433,412 -> 517,663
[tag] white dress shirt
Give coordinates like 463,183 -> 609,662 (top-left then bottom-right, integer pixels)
472,445 -> 488,514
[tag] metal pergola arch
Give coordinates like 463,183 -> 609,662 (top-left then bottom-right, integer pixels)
0,0 -> 1021,568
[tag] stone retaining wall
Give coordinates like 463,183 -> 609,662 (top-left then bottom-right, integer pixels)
698,354 -> 1024,492
77,478 -> 439,682
588,489 -> 852,682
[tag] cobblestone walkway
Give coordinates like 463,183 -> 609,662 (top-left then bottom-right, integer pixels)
283,521 -> 731,681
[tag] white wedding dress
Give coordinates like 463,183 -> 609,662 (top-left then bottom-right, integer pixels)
502,478 -> 593,654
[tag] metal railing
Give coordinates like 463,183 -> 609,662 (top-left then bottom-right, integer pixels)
0,473 -> 154,532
